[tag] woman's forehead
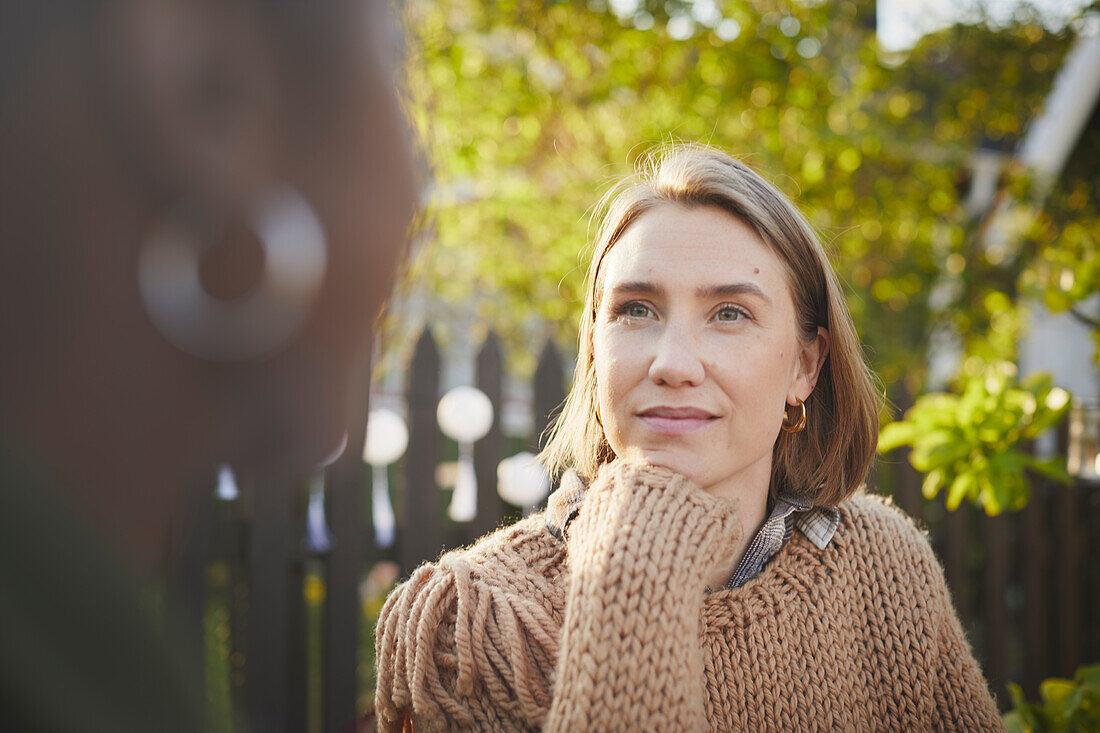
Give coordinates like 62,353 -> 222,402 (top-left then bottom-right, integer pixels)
599,203 -> 787,292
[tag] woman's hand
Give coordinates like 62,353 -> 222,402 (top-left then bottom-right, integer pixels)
546,459 -> 741,731
568,458 -> 742,591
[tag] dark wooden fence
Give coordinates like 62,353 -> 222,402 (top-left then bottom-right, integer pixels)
886,417 -> 1100,708
165,328 -> 567,732
166,328 -> 1098,730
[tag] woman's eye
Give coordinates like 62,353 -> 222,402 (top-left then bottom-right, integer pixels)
613,301 -> 653,319
715,306 -> 747,322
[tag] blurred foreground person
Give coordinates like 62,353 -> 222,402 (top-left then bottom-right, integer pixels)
374,145 -> 1003,731
0,1 -> 416,730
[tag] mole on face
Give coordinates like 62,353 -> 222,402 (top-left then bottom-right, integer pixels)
753,267 -> 760,274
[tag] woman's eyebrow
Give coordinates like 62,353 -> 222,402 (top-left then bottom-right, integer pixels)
697,282 -> 771,303
608,281 -> 664,297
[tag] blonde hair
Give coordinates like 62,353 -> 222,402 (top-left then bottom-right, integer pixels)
539,144 -> 881,506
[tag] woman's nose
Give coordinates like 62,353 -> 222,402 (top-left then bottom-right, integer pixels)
647,326 -> 705,387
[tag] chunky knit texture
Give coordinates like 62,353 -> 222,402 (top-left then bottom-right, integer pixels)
375,461 -> 1003,732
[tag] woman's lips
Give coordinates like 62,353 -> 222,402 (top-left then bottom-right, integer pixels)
636,407 -> 718,435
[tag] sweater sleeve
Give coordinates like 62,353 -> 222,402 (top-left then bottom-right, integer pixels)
373,535 -> 562,731
898,529 -> 1004,732
930,577 -> 1006,732
545,461 -> 741,732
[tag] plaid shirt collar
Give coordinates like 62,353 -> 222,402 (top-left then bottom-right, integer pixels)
720,492 -> 839,590
546,471 -> 839,590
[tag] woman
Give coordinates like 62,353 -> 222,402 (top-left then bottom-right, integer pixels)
375,145 -> 1003,731
0,1 -> 415,730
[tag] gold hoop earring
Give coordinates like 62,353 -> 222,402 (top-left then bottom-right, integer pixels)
781,398 -> 807,433
595,404 -> 602,427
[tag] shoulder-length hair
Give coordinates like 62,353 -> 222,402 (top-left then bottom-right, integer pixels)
539,144 -> 881,507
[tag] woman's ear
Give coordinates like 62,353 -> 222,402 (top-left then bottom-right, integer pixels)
96,0 -> 279,208
789,326 -> 829,403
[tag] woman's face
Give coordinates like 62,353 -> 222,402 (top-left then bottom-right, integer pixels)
592,203 -> 825,498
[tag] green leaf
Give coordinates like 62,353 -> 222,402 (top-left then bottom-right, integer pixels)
1025,456 -> 1074,486
1001,711 -> 1029,733
1021,373 -> 1055,393
978,473 -> 1004,515
1020,405 -> 1073,440
958,379 -> 987,424
1062,684 -> 1086,720
922,468 -> 948,500
1040,678 -> 1076,708
1022,387 -> 1072,437
1006,682 -> 1040,733
945,470 -> 976,510
991,451 -> 1027,475
1075,664 -> 1100,687
911,433 -> 968,472
878,421 -> 923,453
916,395 -> 961,426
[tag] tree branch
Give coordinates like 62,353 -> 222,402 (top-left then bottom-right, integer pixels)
1069,306 -> 1100,332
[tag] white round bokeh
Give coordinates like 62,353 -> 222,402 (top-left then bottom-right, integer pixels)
437,386 -> 494,443
363,408 -> 409,466
497,452 -> 551,508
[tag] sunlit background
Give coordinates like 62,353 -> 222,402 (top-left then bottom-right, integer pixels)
197,1 -> 1100,730
382,0 -> 1098,396
878,0 -> 1091,49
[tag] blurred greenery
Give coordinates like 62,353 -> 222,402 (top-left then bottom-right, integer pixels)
358,564 -> 397,712
877,360 -> 1072,514
203,561 -> 246,733
395,0 -> 1096,386
203,560 -> 396,732
1005,663 -> 1100,732
204,564 -> 234,724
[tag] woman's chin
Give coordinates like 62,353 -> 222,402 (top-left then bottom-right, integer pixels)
621,446 -> 709,486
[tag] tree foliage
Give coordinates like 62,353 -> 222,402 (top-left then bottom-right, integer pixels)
1005,663 -> 1100,733
1017,95 -> 1100,362
396,0 -> 1087,385
877,361 -> 1071,514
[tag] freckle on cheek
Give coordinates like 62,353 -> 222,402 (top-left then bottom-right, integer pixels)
753,268 -> 760,274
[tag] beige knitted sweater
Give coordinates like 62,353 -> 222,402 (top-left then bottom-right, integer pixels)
375,461 -> 1003,731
